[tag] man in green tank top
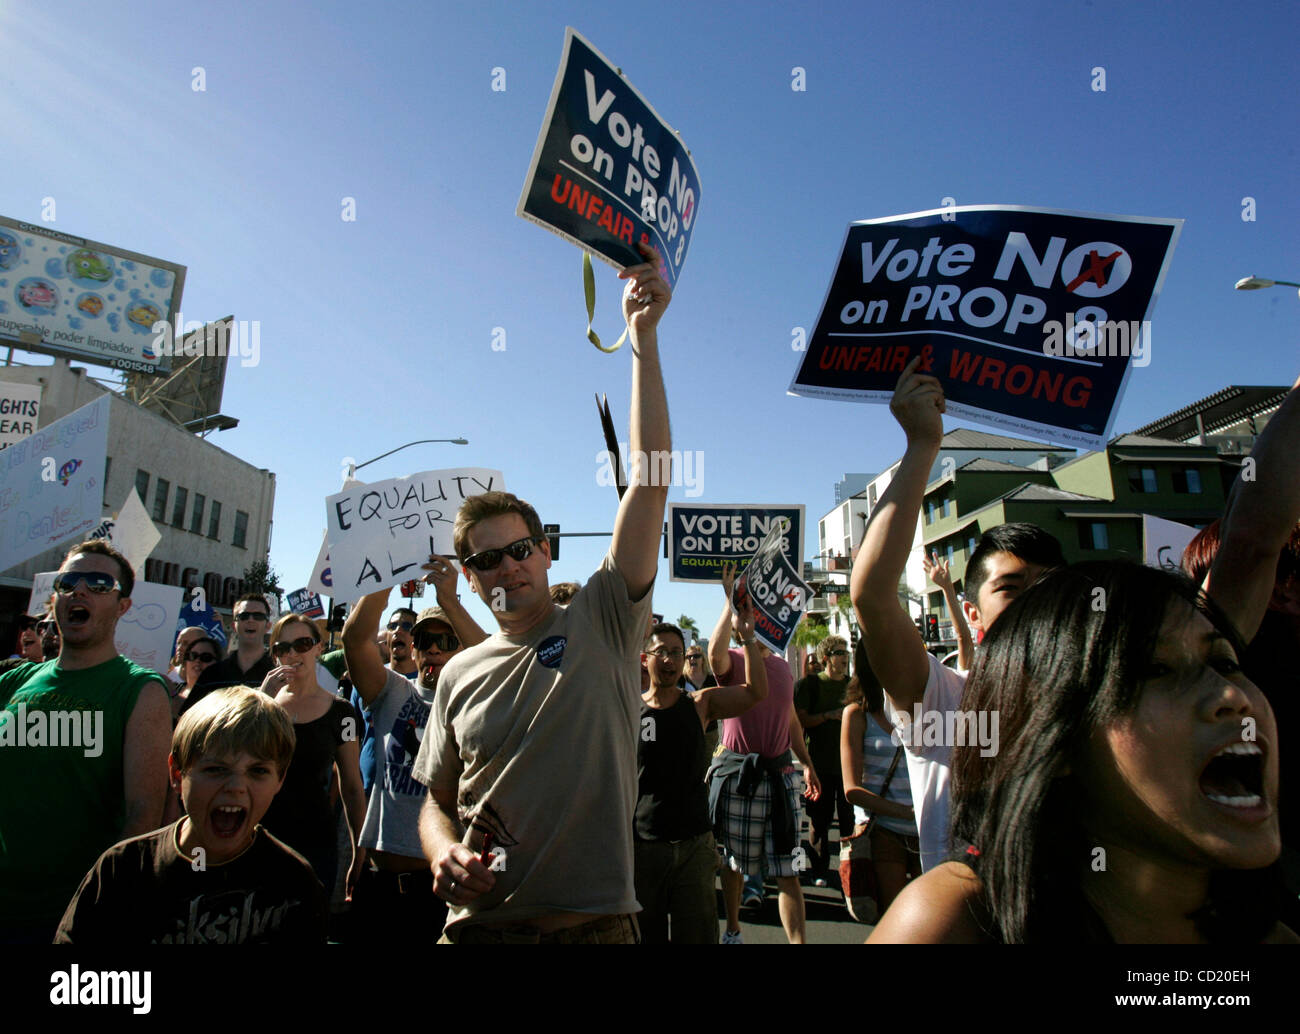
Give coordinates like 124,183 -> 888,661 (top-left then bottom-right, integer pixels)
0,540 -> 172,943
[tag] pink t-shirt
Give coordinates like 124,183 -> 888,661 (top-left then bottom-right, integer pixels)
719,648 -> 794,759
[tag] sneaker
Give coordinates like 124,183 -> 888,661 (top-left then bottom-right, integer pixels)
741,889 -> 763,909
813,877 -> 828,888
721,929 -> 743,944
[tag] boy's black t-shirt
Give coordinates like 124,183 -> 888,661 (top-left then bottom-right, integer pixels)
54,820 -> 326,944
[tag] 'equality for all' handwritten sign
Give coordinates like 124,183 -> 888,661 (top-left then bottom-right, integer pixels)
324,468 -> 503,604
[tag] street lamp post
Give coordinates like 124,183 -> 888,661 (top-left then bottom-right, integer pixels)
1235,275 -> 1300,298
345,438 -> 469,480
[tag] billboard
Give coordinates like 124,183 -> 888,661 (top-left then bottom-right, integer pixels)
0,380 -> 41,450
0,215 -> 185,376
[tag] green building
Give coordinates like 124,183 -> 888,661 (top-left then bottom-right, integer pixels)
919,434 -> 1224,637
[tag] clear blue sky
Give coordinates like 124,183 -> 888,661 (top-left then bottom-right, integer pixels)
3,0 -> 1296,635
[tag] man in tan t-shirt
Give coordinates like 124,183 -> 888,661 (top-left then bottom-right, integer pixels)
413,243 -> 672,944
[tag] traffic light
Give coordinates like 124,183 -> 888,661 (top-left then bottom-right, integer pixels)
544,523 -> 560,560
926,615 -> 939,642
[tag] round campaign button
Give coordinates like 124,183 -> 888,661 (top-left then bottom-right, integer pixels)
536,635 -> 567,669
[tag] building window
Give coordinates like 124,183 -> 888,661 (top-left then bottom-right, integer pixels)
190,493 -> 206,534
172,487 -> 188,527
153,478 -> 170,522
233,510 -> 249,549
1078,521 -> 1109,551
1173,467 -> 1202,494
946,542 -> 955,565
134,469 -> 150,504
942,497 -> 953,518
926,500 -> 937,523
1128,467 -> 1158,493
967,535 -> 979,557
208,500 -> 222,540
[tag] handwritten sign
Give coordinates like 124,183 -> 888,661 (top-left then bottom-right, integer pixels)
324,468 -> 503,604
517,28 -> 701,292
668,503 -> 804,584
731,518 -> 812,655
789,206 -> 1181,449
0,395 -> 109,571
106,487 -> 160,573
0,380 -> 41,450
1143,514 -> 1199,571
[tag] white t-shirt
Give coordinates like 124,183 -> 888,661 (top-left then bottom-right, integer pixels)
412,553 -> 652,931
883,653 -> 966,873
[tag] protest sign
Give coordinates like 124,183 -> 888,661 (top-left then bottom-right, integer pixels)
176,591 -> 228,650
1143,514 -> 1199,572
0,395 -> 109,571
106,488 -> 160,573
731,518 -> 812,655
789,206 -> 1182,450
668,503 -> 805,584
25,571 -> 57,615
26,574 -> 181,676
0,381 -> 40,450
518,28 -> 702,292
324,468 -> 504,604
307,532 -> 333,596
288,588 -> 325,618
114,582 -> 184,676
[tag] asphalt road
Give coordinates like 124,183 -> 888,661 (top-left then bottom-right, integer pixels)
713,870 -> 875,944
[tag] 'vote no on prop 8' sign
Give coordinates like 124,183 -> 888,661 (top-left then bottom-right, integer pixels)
517,27 -> 702,292
788,205 -> 1181,451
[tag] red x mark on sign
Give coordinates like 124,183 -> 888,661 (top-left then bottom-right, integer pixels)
1066,249 -> 1122,293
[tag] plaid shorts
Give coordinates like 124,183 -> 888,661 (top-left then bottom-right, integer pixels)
715,766 -> 804,878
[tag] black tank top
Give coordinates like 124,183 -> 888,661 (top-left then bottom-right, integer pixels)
635,691 -> 711,841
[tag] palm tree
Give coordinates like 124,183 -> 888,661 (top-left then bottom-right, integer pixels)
678,614 -> 700,645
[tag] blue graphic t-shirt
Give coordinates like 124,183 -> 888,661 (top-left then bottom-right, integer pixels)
357,668 -> 434,857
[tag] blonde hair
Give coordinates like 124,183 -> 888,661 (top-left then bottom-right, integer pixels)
172,687 -> 295,774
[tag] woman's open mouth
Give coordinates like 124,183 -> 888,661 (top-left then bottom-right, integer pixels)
1198,741 -> 1266,812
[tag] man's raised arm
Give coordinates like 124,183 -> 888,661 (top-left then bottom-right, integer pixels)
341,589 -> 392,708
1205,370 -> 1300,642
850,356 -> 944,712
610,241 -> 672,602
421,554 -> 488,649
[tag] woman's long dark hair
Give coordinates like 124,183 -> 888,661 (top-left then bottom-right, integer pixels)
844,638 -> 883,714
951,560 -> 1281,943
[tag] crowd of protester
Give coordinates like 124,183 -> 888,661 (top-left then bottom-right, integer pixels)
1,251 -> 1296,944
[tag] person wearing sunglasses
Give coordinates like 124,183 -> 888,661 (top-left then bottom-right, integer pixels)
340,559 -> 487,944
794,635 -> 855,888
183,594 -> 276,714
37,609 -> 61,662
10,614 -> 42,664
167,626 -> 209,686
170,636 -> 222,722
636,603 -> 768,943
256,614 -> 367,903
0,540 -> 172,943
414,243 -> 672,944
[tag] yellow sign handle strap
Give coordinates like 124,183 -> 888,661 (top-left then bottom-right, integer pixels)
584,251 -> 629,353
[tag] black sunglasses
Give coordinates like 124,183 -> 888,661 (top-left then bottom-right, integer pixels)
826,649 -> 848,657
186,651 -> 218,664
387,620 -> 415,632
53,572 -> 122,595
38,620 -> 58,633
272,636 -> 318,657
414,630 -> 460,653
462,536 -> 544,572
236,611 -> 269,622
